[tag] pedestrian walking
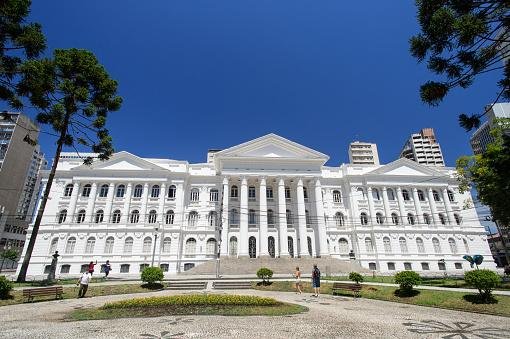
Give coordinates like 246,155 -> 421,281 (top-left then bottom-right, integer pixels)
76,271 -> 92,298
87,260 -> 97,275
102,260 -> 111,279
311,264 -> 321,297
294,266 -> 302,294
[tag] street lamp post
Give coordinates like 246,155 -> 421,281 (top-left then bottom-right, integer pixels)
151,223 -> 160,267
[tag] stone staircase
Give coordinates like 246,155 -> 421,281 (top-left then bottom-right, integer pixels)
167,281 -> 207,290
182,257 -> 368,276
212,281 -> 252,289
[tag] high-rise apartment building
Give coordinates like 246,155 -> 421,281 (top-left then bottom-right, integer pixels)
348,141 -> 380,165
470,102 -> 510,155
399,128 -> 445,166
0,112 -> 46,266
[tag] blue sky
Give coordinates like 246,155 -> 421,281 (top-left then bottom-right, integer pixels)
28,1 -> 501,166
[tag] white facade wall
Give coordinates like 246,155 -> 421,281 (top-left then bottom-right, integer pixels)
18,134 -> 495,277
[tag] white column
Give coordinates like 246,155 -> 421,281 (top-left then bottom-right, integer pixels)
442,188 -> 454,224
314,179 -> 329,257
158,183 -> 166,223
412,188 -> 423,224
221,177 -> 229,256
296,178 -> 309,257
67,182 -> 80,221
277,178 -> 289,256
427,188 -> 439,224
395,187 -> 406,225
239,177 -> 249,257
381,187 -> 391,224
140,183 -> 149,223
103,183 -> 115,223
85,183 -> 97,223
366,187 -> 376,225
175,182 -> 185,225
259,177 -> 269,256
121,183 -> 133,224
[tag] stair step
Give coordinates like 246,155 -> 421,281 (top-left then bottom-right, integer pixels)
167,281 -> 207,290
213,281 -> 252,290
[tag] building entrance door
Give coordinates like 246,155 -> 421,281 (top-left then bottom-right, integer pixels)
288,236 -> 294,258
268,236 -> 275,258
249,236 -> 256,258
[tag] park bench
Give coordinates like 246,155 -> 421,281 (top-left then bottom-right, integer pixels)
332,282 -> 362,297
22,286 -> 64,302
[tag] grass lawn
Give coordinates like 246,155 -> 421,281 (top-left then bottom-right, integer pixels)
254,281 -> 510,317
69,294 -> 307,320
0,283 -> 160,307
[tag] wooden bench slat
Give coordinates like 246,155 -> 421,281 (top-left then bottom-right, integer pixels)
22,286 -> 64,302
332,283 -> 362,297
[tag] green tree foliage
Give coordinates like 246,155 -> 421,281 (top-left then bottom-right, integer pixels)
464,269 -> 501,302
16,49 -> 122,282
348,272 -> 364,284
1,248 -> 18,262
0,0 -> 46,108
410,0 -> 510,129
141,267 -> 164,286
0,276 -> 13,299
394,271 -> 421,293
256,267 -> 273,285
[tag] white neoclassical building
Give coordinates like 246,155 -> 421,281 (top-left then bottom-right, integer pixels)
18,134 -> 495,276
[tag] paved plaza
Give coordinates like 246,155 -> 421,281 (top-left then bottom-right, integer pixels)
0,288 -> 509,339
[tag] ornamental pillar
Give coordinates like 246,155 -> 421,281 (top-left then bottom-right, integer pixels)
259,178 -> 269,256
296,178 -> 309,257
277,178 -> 289,256
381,187 -> 391,225
427,188 -> 439,224
238,177 -> 249,257
314,179 -> 329,257
412,188 -> 423,224
221,177 -> 229,256
395,187 -> 406,225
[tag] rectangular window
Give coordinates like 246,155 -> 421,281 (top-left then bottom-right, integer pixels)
120,264 -> 130,273
421,262 -> 430,270
387,262 -> 395,270
248,187 -> 256,200
454,263 -> 462,269
404,262 -> 412,270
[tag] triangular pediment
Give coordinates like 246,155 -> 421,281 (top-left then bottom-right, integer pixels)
214,134 -> 329,162
72,151 -> 167,171
367,158 -> 443,177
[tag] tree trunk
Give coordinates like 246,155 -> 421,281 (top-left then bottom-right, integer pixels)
16,111 -> 72,282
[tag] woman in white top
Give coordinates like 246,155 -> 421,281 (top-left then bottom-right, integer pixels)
294,266 -> 302,294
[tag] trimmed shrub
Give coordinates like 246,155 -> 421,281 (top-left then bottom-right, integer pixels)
464,269 -> 501,302
348,272 -> 364,284
0,276 -> 13,300
257,267 -> 273,285
141,266 -> 164,286
394,271 -> 421,293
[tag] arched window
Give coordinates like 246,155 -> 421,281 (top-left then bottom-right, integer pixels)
286,210 -> 293,226
387,188 -> 395,200
399,237 -> 408,253
360,212 -> 368,225
162,237 -> 171,253
402,189 -> 410,201
365,237 -> 373,253
188,211 -> 198,227
372,188 -> 380,200
447,190 -> 455,202
305,210 -> 311,226
416,238 -> 425,253
143,237 -> 152,253
454,213 -> 462,225
391,213 -> 399,225
49,238 -> 58,254
248,209 -> 256,225
376,213 -> 384,224
383,237 -> 391,253
104,236 -> 114,254
99,184 -> 109,198
112,210 -> 121,224
116,184 -> 125,198
433,190 -> 441,202
65,237 -> 76,254
439,213 -> 446,225
208,211 -> 217,227
230,185 -> 238,198
448,238 -> 457,254
133,184 -> 143,198
303,187 -> 308,200
407,213 -> 415,225
148,210 -> 157,223
165,210 -> 174,224
357,187 -> 366,199
58,209 -> 67,224
432,237 -> 441,253
266,186 -> 273,199
423,213 -> 431,225
76,209 -> 86,224
230,209 -> 239,225
168,185 -> 176,199
130,210 -> 140,223
151,185 -> 160,198
82,184 -> 91,197
124,237 -> 133,253
190,188 -> 199,202
64,184 -> 73,197
229,236 -> 238,256
267,209 -> 274,225
95,210 -> 104,223
463,238 -> 470,253
334,212 -> 344,227
417,190 -> 425,201
339,238 -> 349,253
85,237 -> 96,254
206,238 -> 217,255
185,238 -> 196,255
333,190 -> 341,203
209,189 -> 219,202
